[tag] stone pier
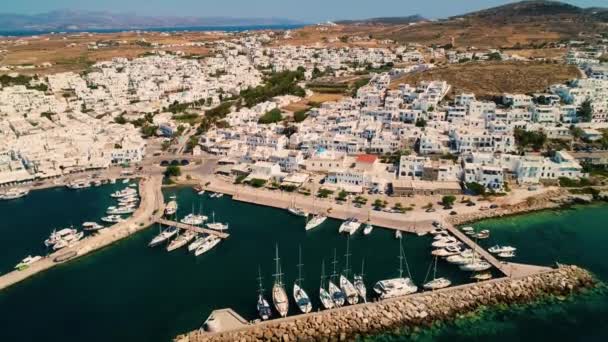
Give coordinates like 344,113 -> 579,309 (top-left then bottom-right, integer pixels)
176,265 -> 595,342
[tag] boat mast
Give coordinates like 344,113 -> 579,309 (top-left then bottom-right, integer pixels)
296,245 -> 304,286
274,244 -> 283,286
398,241 -> 404,278
331,249 -> 338,282
257,266 -> 265,295
344,238 -> 351,279
320,259 -> 326,289
359,258 -> 365,278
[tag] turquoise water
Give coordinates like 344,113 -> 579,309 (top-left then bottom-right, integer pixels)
0,186 -> 470,342
368,203 -> 608,342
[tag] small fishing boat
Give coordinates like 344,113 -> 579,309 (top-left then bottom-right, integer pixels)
472,272 -> 493,281
474,230 -> 490,239
82,222 -> 104,231
488,245 -> 517,254
497,250 -> 516,258
459,261 -> 492,272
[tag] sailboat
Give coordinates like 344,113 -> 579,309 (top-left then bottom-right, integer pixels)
256,267 -> 272,321
293,246 -> 312,314
363,212 -> 373,235
340,238 -> 359,305
353,259 -> 367,303
329,249 -> 346,307
287,196 -> 308,217
373,241 -> 418,299
319,260 -> 334,310
206,211 -> 229,231
148,224 -> 178,247
272,245 -> 289,317
305,194 -> 326,230
423,256 -> 452,290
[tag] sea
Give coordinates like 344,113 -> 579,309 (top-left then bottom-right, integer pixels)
0,25 -> 304,37
0,185 -> 607,341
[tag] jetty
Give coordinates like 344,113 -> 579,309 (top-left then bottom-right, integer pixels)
154,218 -> 230,239
176,265 -> 595,342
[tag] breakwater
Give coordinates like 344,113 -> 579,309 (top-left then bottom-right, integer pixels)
177,265 -> 595,342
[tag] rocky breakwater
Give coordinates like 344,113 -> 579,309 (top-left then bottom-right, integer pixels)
177,265 -> 595,342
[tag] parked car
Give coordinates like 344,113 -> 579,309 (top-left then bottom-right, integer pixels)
466,201 -> 476,207
489,204 -> 499,209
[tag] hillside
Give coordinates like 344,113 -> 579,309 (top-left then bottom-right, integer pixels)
335,15 -> 425,26
390,61 -> 581,99
335,1 -> 608,48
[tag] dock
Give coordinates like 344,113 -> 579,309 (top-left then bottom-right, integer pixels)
442,222 -> 551,278
155,218 -> 230,239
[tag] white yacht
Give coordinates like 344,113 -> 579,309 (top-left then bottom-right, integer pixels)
472,272 -> 493,281
293,246 -> 312,313
52,231 -> 84,250
488,245 -> 517,254
459,261 -> 492,272
423,257 -> 451,291
340,239 -> 359,305
167,230 -> 197,252
44,228 -> 78,247
363,222 -> 374,235
319,260 -> 334,310
66,180 -> 91,189
188,235 -> 210,252
353,260 -> 367,303
338,218 -> 361,235
181,213 -> 207,226
194,236 -> 221,256
0,188 -> 30,200
287,207 -> 308,217
474,230 -> 490,239
272,245 -> 289,318
101,215 -> 125,223
15,255 -> 42,270
206,212 -> 229,231
373,278 -> 418,299
329,250 -> 345,307
395,230 -> 402,239
110,188 -> 137,198
165,200 -> 178,216
305,214 -> 327,231
432,245 -> 462,257
373,241 -> 417,299
82,222 -> 104,231
445,254 -> 475,265
497,250 -> 516,258
148,226 -> 178,247
256,268 -> 272,321
106,206 -> 136,215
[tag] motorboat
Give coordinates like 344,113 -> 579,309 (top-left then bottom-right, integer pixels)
459,261 -> 492,272
194,236 -> 221,256
44,228 -> 77,247
488,245 -> 517,254
431,237 -> 460,248
111,188 -> 137,198
429,228 -> 446,235
338,218 -> 361,235
165,200 -> 178,216
106,206 -> 136,215
305,214 -> 327,231
166,231 -> 197,252
101,215 -> 125,223
271,245 -> 289,317
395,230 -> 402,239
148,226 -> 178,247
82,222 -> 104,231
66,180 -> 91,189
474,230 -> 490,239
15,255 -> 42,270
363,222 -> 374,235
497,251 -> 516,258
445,254 -> 475,265
0,188 -> 30,200
432,245 -> 462,257
472,272 -> 493,281
461,226 -> 475,233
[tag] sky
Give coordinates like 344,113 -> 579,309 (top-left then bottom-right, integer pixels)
3,0 -> 606,22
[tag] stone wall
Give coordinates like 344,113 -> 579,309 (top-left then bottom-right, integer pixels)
177,265 -> 595,342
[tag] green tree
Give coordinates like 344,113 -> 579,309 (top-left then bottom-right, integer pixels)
258,108 -> 283,124
514,128 -> 547,151
164,165 -> 181,178
441,195 -> 456,206
466,182 -> 487,196
578,99 -> 593,123
415,118 -> 427,128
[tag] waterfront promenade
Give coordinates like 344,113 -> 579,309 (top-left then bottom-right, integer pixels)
0,174 -> 165,291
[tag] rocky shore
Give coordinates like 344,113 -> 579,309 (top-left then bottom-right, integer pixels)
447,189 -> 572,226
176,265 -> 595,342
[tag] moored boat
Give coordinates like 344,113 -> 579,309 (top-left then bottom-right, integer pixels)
305,214 -> 327,231
256,268 -> 272,321
0,188 -> 30,200
272,245 -> 289,317
166,230 -> 197,252
338,218 -> 361,235
15,255 -> 42,270
148,226 -> 178,247
194,236 -> 221,256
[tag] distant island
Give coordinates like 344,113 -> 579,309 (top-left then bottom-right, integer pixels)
0,10 -> 304,32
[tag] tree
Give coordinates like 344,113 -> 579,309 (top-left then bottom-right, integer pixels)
164,165 -> 181,178
466,182 -> 487,196
336,190 -> 348,201
294,109 -> 308,123
114,115 -> 127,124
514,128 -> 546,151
258,108 -> 283,124
415,118 -> 427,128
373,199 -> 387,208
441,195 -> 456,207
578,99 -> 593,123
